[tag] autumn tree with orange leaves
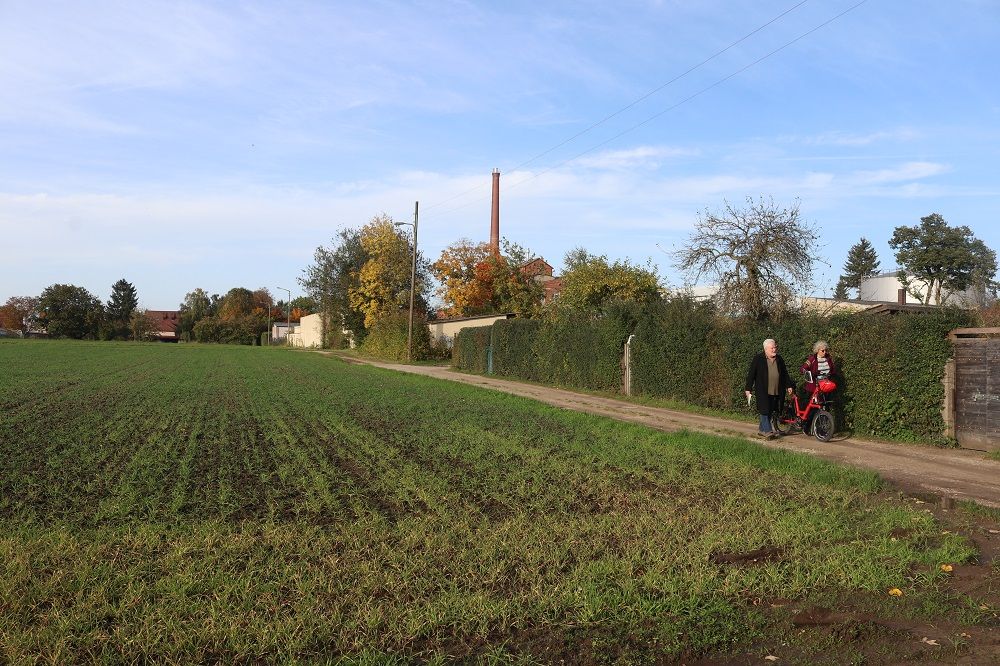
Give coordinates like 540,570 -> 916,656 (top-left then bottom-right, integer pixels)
432,239 -> 494,317
432,238 -> 542,318
0,296 -> 39,336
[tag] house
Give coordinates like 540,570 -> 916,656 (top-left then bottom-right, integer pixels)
287,313 -> 323,348
520,258 -> 564,304
271,321 -> 293,341
860,270 -> 985,307
145,310 -> 180,341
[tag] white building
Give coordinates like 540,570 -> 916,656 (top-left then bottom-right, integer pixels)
859,270 -> 984,306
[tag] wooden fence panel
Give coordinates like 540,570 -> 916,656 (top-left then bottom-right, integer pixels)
954,338 -> 1000,450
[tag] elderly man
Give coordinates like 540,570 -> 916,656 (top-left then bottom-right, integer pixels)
744,338 -> 794,439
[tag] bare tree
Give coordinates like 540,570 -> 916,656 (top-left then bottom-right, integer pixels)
674,197 -> 821,319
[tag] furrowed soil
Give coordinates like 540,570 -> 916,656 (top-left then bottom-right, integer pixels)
0,340 -> 997,665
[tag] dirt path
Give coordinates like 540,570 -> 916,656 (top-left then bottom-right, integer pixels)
339,356 -> 1000,508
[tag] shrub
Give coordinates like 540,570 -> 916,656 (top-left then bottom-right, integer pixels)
193,315 -> 264,345
491,319 -> 542,380
361,312 -> 432,361
453,326 -> 491,373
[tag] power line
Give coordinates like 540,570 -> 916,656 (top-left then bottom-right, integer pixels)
429,0 -> 868,219
502,0 -> 869,194
422,0 -> 812,213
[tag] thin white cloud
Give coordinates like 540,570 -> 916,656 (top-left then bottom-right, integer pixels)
573,146 -> 699,170
854,161 -> 949,184
802,128 -> 921,146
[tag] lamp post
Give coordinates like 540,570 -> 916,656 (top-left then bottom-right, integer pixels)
394,201 -> 418,362
276,286 -> 291,343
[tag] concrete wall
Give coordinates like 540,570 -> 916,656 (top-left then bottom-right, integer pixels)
799,297 -> 873,315
287,313 -> 323,348
429,314 -> 513,346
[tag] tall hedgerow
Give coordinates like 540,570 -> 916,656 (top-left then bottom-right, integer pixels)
491,319 -> 542,381
453,325 -> 491,373
451,299 -> 975,444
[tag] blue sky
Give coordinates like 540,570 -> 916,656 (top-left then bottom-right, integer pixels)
2,0 -> 999,308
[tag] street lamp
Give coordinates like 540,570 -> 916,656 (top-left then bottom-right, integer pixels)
276,286 -> 291,344
394,201 -> 419,362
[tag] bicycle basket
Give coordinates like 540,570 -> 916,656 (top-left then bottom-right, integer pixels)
818,378 -> 837,393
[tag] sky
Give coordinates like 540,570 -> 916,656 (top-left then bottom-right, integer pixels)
2,0 -> 999,309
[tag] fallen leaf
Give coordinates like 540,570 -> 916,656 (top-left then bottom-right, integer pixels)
988,529 -> 999,534
764,657 -> 778,662
921,637 -> 940,646
940,564 -> 954,572
888,588 -> 903,597
981,604 -> 991,610
960,632 -> 972,638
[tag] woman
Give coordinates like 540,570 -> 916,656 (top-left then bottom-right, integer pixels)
800,340 -> 836,398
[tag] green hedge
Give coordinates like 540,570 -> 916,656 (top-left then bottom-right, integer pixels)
829,309 -> 974,442
453,325 -> 492,373
452,301 -> 975,445
491,319 -> 542,380
532,312 -> 632,391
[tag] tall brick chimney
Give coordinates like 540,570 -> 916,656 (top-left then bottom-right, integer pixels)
490,168 -> 500,256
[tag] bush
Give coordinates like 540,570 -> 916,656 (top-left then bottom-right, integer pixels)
453,326 -> 492,373
532,312 -> 631,391
193,315 -> 264,345
491,319 -> 542,380
361,312 -> 432,361
832,308 -> 975,442
631,298 -> 716,403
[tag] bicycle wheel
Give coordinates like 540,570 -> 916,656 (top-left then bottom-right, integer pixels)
772,411 -> 795,435
812,409 -> 834,442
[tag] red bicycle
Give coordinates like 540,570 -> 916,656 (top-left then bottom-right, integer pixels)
772,371 -> 837,442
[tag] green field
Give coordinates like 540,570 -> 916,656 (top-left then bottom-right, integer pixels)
0,340 -> 993,663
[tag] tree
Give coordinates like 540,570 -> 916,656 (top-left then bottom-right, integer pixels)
889,213 -> 998,305
177,288 -> 212,340
555,248 -> 661,312
432,239 -> 495,317
37,284 -> 104,339
300,227 -> 370,345
348,214 -> 430,329
106,279 -> 138,324
183,288 -> 212,319
673,196 -> 820,319
0,296 -> 39,336
218,287 -> 255,320
289,296 -> 316,313
432,238 -> 543,318
129,309 -> 157,341
840,238 -> 880,300
833,277 -> 849,301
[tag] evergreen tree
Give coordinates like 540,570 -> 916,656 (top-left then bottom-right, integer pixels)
833,277 -> 849,300
106,278 -> 139,339
840,238 -> 880,300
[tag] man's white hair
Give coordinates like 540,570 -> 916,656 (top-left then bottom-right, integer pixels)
763,338 -> 776,349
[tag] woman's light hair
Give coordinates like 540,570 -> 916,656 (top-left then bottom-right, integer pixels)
813,340 -> 829,353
